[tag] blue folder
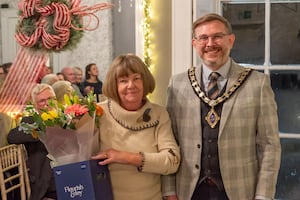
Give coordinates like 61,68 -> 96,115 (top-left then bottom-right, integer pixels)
53,160 -> 113,200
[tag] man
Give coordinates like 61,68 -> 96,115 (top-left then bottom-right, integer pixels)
163,13 -> 281,200
73,66 -> 85,95
61,66 -> 83,97
7,84 -> 57,200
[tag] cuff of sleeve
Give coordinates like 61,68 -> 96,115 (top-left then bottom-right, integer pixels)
137,152 -> 145,172
255,195 -> 272,200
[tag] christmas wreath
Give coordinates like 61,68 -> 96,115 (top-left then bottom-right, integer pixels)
15,0 -> 113,52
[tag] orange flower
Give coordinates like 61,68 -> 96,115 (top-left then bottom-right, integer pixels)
15,112 -> 23,121
31,130 -> 39,139
65,104 -> 89,116
96,105 -> 103,116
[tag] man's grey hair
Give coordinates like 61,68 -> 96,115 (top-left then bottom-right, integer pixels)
31,83 -> 55,104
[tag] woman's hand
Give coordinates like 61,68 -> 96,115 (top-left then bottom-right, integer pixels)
164,195 -> 178,200
92,148 -> 142,167
84,86 -> 94,94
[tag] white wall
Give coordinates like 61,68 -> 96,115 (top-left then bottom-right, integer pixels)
172,0 -> 193,75
51,0 -> 113,82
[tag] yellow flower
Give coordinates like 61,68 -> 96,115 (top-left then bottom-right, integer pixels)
64,94 -> 72,105
41,110 -> 58,121
73,95 -> 79,104
49,110 -> 58,118
64,93 -> 79,105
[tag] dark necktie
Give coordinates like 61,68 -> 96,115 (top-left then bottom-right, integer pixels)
207,72 -> 220,99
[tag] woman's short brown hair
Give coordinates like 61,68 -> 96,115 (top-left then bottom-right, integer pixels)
102,54 -> 155,104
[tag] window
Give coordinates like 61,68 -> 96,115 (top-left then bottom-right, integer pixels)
220,1 -> 300,66
223,3 -> 266,65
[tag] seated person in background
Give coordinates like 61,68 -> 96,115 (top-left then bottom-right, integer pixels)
7,84 -> 57,200
83,63 -> 103,102
51,80 -> 74,103
0,62 -> 12,88
73,66 -> 84,94
0,112 -> 15,147
0,62 -> 12,74
56,72 -> 64,81
61,66 -> 83,97
41,73 -> 59,85
36,64 -> 51,83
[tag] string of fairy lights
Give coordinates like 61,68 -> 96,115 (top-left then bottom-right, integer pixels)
141,0 -> 152,68
117,0 -> 153,69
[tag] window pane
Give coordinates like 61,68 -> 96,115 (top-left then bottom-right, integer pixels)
270,70 -> 300,133
270,3 -> 300,64
276,138 -> 300,199
222,3 -> 265,64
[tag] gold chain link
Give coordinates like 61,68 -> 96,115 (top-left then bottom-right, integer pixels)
188,67 -> 253,107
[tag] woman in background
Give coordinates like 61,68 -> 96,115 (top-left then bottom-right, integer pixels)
41,74 -> 59,85
83,63 -> 103,102
51,80 -> 74,103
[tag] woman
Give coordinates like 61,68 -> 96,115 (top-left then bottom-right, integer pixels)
51,80 -> 74,103
92,54 -> 180,200
83,63 -> 103,102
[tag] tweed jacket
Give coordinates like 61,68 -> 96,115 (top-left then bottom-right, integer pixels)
162,60 -> 281,200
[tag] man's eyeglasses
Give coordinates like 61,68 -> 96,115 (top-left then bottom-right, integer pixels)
36,97 -> 56,105
194,33 -> 230,45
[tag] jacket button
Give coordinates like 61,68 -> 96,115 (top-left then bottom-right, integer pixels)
195,164 -> 199,169
197,144 -> 200,148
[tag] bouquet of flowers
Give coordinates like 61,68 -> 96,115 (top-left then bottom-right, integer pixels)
19,92 -> 103,166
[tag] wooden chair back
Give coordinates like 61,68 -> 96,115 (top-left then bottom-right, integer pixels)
0,144 -> 30,200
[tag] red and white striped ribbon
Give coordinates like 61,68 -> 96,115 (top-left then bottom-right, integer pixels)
0,47 -> 48,113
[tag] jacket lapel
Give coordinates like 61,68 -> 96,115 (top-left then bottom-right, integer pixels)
194,66 -> 203,139
219,63 -> 244,136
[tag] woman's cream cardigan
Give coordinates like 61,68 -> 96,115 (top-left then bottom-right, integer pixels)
97,99 -> 180,200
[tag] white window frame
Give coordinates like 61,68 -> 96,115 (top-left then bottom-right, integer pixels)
215,0 -> 300,138
216,0 -> 300,70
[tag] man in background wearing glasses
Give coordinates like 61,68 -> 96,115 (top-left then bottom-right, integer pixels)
7,84 -> 57,200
